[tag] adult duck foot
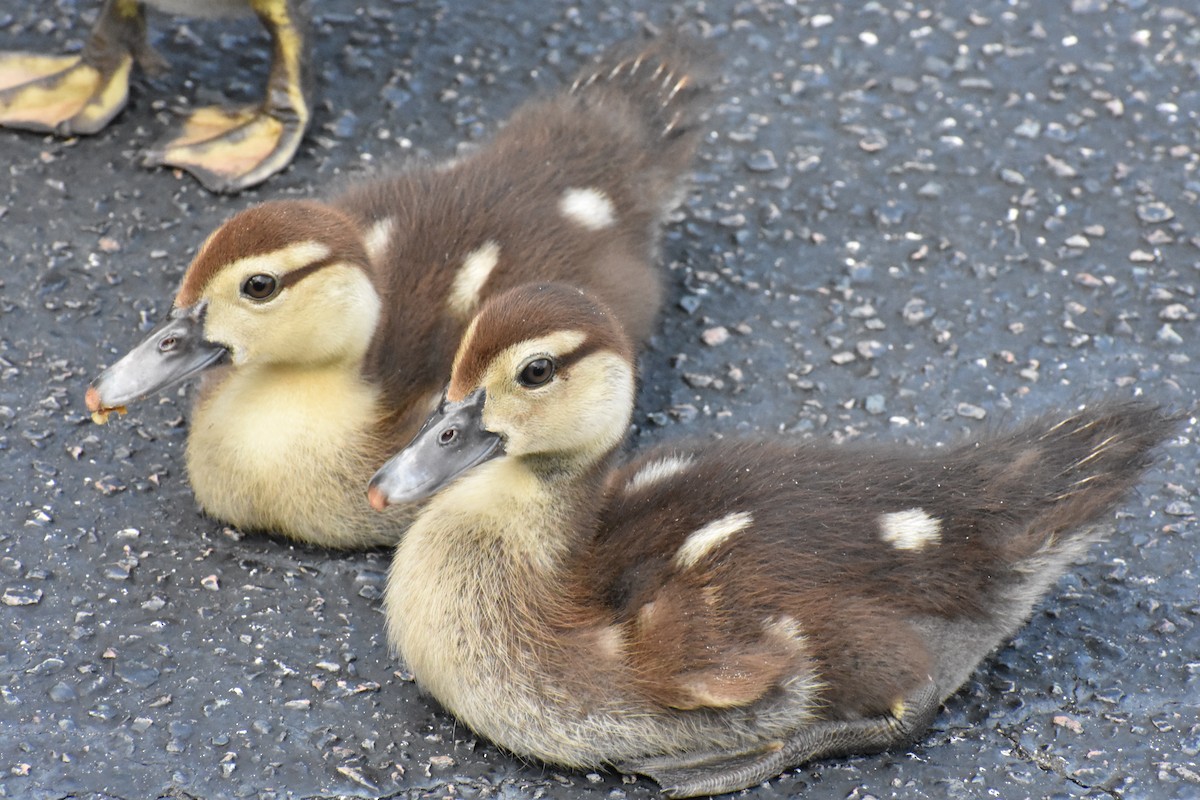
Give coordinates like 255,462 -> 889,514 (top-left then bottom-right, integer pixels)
141,102 -> 307,193
0,50 -> 133,135
0,0 -> 157,136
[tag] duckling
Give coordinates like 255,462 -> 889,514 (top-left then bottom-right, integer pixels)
367,283 -> 1175,798
85,34 -> 715,548
0,0 -> 310,192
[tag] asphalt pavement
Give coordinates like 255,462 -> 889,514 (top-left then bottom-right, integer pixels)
1,1 -> 1197,798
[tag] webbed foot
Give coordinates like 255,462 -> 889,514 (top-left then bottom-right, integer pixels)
620,680 -> 941,798
141,102 -> 307,193
0,50 -> 131,135
141,0 -> 311,193
0,0 -> 154,136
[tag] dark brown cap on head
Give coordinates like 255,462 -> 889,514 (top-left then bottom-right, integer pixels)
448,283 -> 634,402
175,200 -> 370,307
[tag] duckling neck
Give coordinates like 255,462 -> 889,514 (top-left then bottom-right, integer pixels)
424,451 -> 609,570
387,451 -> 611,712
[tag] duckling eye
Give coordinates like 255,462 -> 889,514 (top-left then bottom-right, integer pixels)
518,358 -> 555,388
241,274 -> 278,300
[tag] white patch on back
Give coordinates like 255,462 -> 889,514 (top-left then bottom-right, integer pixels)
879,508 -> 942,550
674,511 -> 754,570
626,454 -> 694,493
363,217 -> 395,264
559,187 -> 616,230
636,599 -> 660,628
448,240 -> 501,317
592,625 -> 626,660
763,615 -> 808,652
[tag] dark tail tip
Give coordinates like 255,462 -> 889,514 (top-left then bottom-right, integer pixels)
568,29 -> 719,142
1038,398 -> 1179,489
993,397 -> 1179,561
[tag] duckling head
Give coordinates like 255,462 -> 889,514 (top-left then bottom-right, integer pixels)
87,200 -> 380,414
368,283 -> 635,508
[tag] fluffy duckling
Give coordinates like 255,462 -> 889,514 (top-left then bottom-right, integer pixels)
368,283 -> 1174,798
85,35 -> 715,547
0,0 -> 310,192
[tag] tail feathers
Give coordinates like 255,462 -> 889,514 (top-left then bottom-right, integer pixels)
968,399 -> 1176,564
1039,401 -> 1173,495
907,399 -> 1176,696
568,31 -> 717,147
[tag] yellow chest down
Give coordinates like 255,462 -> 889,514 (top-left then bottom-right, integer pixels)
186,366 -> 407,547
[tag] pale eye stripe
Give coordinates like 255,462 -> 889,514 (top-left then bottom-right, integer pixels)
221,241 -> 338,292
559,187 -> 616,230
674,511 -> 754,570
447,241 -> 501,317
626,455 -> 694,493
878,508 -> 942,550
227,241 -> 332,276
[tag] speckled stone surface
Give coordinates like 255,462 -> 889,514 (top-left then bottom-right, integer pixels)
1,1 -> 1197,798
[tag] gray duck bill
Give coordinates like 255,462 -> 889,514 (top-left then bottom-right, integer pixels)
368,388 -> 503,509
87,302 -> 229,410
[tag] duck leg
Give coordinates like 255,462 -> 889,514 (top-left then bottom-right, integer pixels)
141,0 -> 311,193
621,680 -> 941,799
0,0 -> 159,135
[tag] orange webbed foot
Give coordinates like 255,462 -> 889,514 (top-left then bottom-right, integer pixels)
141,101 -> 308,193
0,50 -> 132,135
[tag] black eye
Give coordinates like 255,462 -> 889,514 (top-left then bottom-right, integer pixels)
518,358 -> 555,387
241,274 -> 278,300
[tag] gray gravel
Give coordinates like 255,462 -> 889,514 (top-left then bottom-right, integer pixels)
1,1 -> 1198,798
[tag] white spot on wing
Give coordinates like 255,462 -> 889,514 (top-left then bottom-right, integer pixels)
448,241 -> 500,317
879,508 -> 942,550
763,615 -> 808,652
559,187 -> 616,230
593,625 -> 625,660
363,217 -> 395,264
674,511 -> 753,570
626,454 -> 694,493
